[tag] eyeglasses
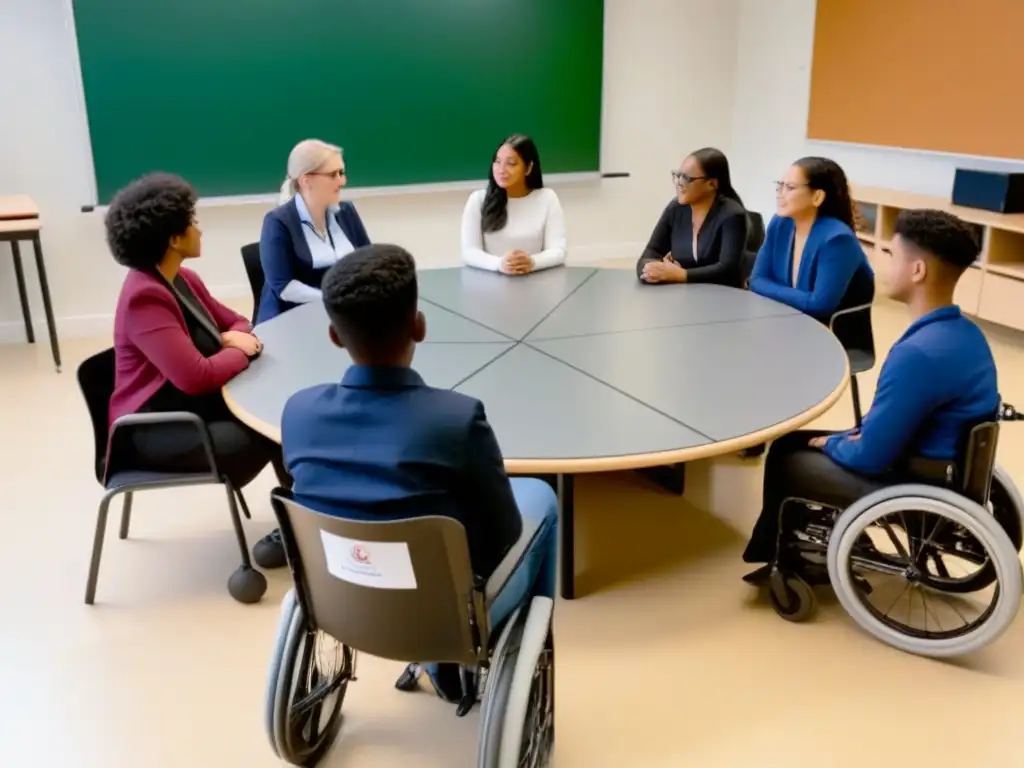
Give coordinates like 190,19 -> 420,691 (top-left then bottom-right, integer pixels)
308,168 -> 347,180
775,181 -> 809,193
671,171 -> 706,185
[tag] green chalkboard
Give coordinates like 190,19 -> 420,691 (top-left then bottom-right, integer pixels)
72,0 -> 604,204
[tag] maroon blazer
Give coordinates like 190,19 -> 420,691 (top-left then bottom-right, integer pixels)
109,267 -> 251,428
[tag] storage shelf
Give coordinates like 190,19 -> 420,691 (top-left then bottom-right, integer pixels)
852,184 -> 1024,332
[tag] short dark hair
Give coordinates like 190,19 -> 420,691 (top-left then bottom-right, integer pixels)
105,172 -> 196,270
894,209 -> 980,271
321,243 -> 418,356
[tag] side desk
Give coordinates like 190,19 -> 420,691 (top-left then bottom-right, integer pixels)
0,196 -> 61,371
851,185 -> 1024,335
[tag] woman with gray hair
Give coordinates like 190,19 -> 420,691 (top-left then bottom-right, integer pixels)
255,139 -> 371,323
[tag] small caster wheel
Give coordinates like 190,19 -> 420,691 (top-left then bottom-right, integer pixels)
395,663 -> 421,692
228,565 -> 267,604
769,573 -> 816,622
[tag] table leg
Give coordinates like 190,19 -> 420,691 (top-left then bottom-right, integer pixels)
10,241 -> 35,344
557,473 -> 575,600
636,463 -> 686,495
31,234 -> 61,372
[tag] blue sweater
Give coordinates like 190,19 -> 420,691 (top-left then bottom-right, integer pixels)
256,198 -> 371,324
749,215 -> 872,319
823,305 -> 999,476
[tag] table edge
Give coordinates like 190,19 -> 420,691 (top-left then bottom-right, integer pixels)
222,353 -> 851,474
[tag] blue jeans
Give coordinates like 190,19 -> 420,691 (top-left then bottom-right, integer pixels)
424,477 -> 558,697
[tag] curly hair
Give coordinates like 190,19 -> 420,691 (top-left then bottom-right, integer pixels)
322,243 -> 418,354
894,209 -> 980,270
793,157 -> 859,233
104,172 -> 197,270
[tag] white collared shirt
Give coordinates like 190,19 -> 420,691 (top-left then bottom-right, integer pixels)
280,194 -> 356,304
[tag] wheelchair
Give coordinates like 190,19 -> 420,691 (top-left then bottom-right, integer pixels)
264,490 -> 555,767
766,418 -> 1024,658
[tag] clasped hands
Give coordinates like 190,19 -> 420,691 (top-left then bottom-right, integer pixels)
500,249 -> 535,276
641,254 -> 687,284
222,330 -> 263,358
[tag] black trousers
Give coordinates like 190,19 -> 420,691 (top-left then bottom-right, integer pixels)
741,430 -> 887,564
123,394 -> 288,491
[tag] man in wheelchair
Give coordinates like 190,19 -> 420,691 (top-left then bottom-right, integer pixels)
741,208 -> 1000,587
279,243 -> 558,704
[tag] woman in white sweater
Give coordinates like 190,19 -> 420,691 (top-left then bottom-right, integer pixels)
461,134 -> 567,275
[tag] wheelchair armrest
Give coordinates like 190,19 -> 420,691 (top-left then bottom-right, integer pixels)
108,411 -> 220,479
828,302 -> 872,332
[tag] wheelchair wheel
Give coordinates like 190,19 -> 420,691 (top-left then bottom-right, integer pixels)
477,597 -> 556,768
769,573 -> 817,623
913,467 -> 1024,595
828,485 -> 1023,658
270,590 -> 354,766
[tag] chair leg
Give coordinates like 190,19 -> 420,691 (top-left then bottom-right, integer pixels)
223,482 -> 254,568
118,492 -> 134,540
850,374 -> 863,428
236,488 -> 252,520
85,490 -> 120,605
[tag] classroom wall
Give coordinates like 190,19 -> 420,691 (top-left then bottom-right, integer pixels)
729,0 -> 1024,221
0,0 -> 739,343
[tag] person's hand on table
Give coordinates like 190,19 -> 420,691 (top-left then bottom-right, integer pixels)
222,330 -> 263,357
642,254 -> 686,284
500,250 -> 534,276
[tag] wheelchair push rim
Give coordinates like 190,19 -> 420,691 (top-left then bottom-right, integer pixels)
272,596 -> 353,766
828,490 -> 1023,658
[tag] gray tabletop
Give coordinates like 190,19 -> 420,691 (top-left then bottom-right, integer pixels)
224,267 -> 849,470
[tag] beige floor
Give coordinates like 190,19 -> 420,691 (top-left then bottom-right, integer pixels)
4,276 -> 1024,767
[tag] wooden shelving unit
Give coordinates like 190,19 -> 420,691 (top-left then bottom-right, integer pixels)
851,185 -> 1024,331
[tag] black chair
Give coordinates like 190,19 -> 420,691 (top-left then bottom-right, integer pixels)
828,266 -> 876,427
241,242 -> 264,324
830,304 -> 875,427
740,211 -> 766,286
77,348 -> 267,605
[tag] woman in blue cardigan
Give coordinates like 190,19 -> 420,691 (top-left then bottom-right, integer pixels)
256,139 -> 371,323
749,156 -> 873,320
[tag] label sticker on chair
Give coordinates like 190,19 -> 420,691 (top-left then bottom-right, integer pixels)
319,530 -> 417,590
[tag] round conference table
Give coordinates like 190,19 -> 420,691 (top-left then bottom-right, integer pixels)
224,266 -> 850,599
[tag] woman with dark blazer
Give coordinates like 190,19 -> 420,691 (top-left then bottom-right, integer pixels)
107,172 -> 288,569
637,147 -> 749,287
749,156 -> 874,320
256,139 -> 371,323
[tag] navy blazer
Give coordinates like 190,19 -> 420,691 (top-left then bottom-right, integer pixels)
281,365 -> 524,580
749,215 -> 873,319
256,197 -> 371,323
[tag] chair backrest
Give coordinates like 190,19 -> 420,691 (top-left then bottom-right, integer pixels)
240,243 -> 264,322
76,348 -> 116,483
829,265 -> 876,356
271,491 -> 489,666
745,211 -> 766,254
962,421 -> 1000,505
740,212 -> 766,286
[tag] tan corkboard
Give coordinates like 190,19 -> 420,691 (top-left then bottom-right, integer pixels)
808,0 -> 1023,159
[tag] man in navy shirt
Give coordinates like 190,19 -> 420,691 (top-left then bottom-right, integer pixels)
280,242 -> 558,700
742,209 -> 999,580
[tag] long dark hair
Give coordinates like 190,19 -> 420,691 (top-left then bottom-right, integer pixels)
689,147 -> 743,207
481,134 -> 544,233
793,156 -> 859,232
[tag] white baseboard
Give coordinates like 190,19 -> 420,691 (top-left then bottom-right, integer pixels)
0,247 -> 642,346
0,283 -> 252,345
